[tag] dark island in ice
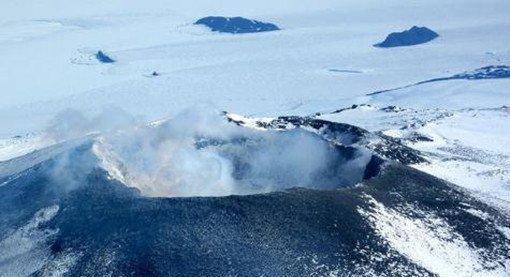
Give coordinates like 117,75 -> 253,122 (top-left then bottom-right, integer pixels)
194,16 -> 280,34
95,50 -> 115,63
374,26 -> 439,48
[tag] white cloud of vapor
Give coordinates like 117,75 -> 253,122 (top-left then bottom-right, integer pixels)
44,107 -> 372,197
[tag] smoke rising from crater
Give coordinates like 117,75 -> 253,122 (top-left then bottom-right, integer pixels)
44,107 -> 372,197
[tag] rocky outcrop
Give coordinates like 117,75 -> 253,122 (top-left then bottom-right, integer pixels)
374,26 -> 438,48
195,16 -> 279,34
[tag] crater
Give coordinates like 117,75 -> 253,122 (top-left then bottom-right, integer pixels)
93,120 -> 379,197
0,113 -> 390,198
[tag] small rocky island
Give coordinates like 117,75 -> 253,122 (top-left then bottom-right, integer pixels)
195,16 -> 280,34
374,26 -> 439,48
95,50 -> 115,63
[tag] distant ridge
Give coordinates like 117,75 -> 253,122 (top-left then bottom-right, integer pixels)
368,65 -> 510,95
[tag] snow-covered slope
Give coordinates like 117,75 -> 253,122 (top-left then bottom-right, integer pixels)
318,105 -> 510,207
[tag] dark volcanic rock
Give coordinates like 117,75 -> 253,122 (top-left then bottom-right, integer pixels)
1,146 -> 508,276
195,16 -> 280,34
374,26 -> 438,48
406,132 -> 434,143
450,65 -> 510,80
248,115 -> 427,165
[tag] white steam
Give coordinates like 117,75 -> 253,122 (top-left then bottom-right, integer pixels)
92,109 -> 242,197
45,108 -> 372,197
44,107 -> 140,142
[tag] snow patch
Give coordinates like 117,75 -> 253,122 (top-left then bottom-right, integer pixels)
0,205 -> 60,276
359,195 -> 507,276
